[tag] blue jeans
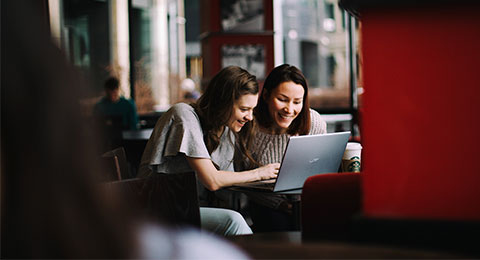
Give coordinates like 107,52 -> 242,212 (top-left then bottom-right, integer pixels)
199,207 -> 252,236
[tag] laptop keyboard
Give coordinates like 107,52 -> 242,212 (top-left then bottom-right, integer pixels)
242,181 -> 275,190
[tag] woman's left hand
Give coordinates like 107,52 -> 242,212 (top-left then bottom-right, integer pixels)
253,163 -> 280,181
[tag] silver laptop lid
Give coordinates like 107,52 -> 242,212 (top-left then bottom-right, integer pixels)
273,131 -> 350,192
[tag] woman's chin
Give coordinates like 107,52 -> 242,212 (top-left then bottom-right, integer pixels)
275,120 -> 292,130
231,124 -> 243,132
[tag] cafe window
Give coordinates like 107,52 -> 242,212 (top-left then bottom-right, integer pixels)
52,0 -> 184,116
52,0 -> 359,137
129,0 -> 156,114
61,0 -> 110,103
280,0 -> 354,111
279,0 -> 360,136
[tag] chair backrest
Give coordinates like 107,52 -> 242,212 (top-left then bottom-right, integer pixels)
301,172 -> 362,241
102,172 -> 201,228
93,115 -> 124,151
101,147 -> 130,181
122,140 -> 148,178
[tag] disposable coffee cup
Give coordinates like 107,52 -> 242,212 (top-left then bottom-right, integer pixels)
341,142 -> 362,172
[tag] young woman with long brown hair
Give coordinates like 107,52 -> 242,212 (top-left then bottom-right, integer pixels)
138,66 -> 280,235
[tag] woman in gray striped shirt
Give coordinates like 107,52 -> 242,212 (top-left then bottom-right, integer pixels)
243,64 -> 327,232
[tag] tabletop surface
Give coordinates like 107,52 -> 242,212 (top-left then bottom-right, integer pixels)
122,128 -> 153,140
228,231 -> 464,259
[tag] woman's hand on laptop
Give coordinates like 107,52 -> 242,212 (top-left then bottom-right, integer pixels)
254,163 -> 280,180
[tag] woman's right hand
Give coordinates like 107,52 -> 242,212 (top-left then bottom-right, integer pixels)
254,163 -> 280,180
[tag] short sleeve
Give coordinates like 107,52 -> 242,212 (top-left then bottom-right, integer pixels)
141,103 -> 210,174
309,109 -> 327,134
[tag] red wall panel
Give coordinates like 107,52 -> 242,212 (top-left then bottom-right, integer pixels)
361,6 -> 480,220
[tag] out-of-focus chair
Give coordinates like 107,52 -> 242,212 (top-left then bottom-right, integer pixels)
301,172 -> 362,241
101,147 -> 130,181
301,172 -> 480,256
93,115 -> 124,151
102,172 -> 201,228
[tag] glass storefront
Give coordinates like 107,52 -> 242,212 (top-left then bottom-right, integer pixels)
280,0 -> 358,111
53,0 -> 359,135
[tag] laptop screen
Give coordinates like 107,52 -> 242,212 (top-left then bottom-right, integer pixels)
273,131 -> 350,192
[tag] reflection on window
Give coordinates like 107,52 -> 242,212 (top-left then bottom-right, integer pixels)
221,0 -> 264,32
54,0 -> 358,119
222,44 -> 266,79
62,0 -> 110,116
57,0 -> 180,116
281,0 -> 352,110
130,2 -> 155,114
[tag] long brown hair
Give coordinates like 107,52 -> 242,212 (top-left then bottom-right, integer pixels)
254,64 -> 311,135
193,66 -> 259,166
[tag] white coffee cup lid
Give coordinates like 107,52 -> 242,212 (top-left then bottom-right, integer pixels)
346,142 -> 362,150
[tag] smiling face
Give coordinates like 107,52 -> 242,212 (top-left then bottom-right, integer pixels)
227,93 -> 259,132
265,81 -> 305,133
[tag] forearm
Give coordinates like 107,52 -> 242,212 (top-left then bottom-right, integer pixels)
213,168 -> 263,189
187,157 -> 278,191
187,157 -> 268,191
187,157 -> 255,190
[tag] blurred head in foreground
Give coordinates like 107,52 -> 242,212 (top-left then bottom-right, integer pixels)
1,2 -> 138,258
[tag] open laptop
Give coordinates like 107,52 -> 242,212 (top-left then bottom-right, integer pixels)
233,131 -> 350,193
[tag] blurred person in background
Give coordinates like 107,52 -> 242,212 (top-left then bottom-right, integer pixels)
1,1 -> 249,258
180,77 -> 201,104
93,76 -> 139,130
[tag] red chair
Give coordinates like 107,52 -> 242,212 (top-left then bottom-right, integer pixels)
301,172 -> 362,241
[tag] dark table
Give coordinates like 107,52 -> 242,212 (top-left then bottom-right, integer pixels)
122,128 -> 153,140
227,186 -> 302,231
228,231 -> 464,259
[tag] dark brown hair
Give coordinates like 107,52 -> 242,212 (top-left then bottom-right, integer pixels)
104,76 -> 120,90
193,66 -> 259,165
254,64 -> 311,135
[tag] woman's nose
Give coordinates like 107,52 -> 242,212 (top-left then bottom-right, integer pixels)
245,111 -> 253,121
283,103 -> 293,113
